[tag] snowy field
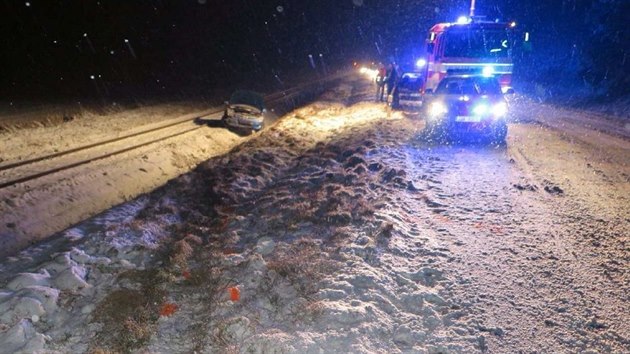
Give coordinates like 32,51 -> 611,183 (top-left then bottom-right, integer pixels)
0,74 -> 628,353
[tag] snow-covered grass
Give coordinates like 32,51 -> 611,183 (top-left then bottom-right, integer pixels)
514,79 -> 630,120
0,102 -> 210,164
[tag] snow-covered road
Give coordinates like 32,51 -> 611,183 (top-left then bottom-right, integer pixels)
0,74 -> 628,353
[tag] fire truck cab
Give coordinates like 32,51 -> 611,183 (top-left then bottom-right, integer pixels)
422,19 -> 516,94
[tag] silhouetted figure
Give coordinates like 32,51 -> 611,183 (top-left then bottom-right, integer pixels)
385,62 -> 400,108
376,63 -> 386,101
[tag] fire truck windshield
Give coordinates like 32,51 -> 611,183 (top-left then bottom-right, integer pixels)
443,28 -> 510,58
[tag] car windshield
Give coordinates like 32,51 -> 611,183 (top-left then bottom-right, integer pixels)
435,77 -> 502,95
229,90 -> 265,111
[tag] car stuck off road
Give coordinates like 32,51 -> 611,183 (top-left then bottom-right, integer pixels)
222,90 -> 266,134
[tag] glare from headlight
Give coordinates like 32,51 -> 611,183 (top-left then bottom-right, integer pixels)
429,102 -> 448,117
457,16 -> 471,24
359,66 -> 378,80
473,104 -> 489,115
492,102 -> 508,117
482,66 -> 495,77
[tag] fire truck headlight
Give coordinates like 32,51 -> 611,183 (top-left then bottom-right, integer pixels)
492,102 -> 508,117
428,102 -> 448,118
416,58 -> 427,68
482,66 -> 495,77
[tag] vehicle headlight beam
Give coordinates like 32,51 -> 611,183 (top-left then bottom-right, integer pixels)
429,102 -> 448,118
482,66 -> 495,77
473,104 -> 489,116
491,102 -> 508,117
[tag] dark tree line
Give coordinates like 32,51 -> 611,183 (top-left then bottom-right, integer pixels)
0,0 -> 627,102
493,0 -> 629,99
581,0 -> 630,98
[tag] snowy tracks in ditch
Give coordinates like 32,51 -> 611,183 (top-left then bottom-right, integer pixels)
156,109 -> 485,352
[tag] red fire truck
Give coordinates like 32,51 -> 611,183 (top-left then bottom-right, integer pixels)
420,17 -> 518,94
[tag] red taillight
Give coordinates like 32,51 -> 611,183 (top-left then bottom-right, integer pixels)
498,74 -> 512,87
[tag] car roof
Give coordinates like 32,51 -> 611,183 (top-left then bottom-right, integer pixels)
442,74 -> 498,80
229,90 -> 265,110
439,75 -> 501,84
436,75 -> 502,95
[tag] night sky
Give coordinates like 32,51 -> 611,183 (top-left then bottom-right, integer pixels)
1,0 -> 628,102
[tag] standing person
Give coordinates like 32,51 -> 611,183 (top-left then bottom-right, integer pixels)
385,61 -> 399,108
376,62 -> 386,102
391,62 -> 402,109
